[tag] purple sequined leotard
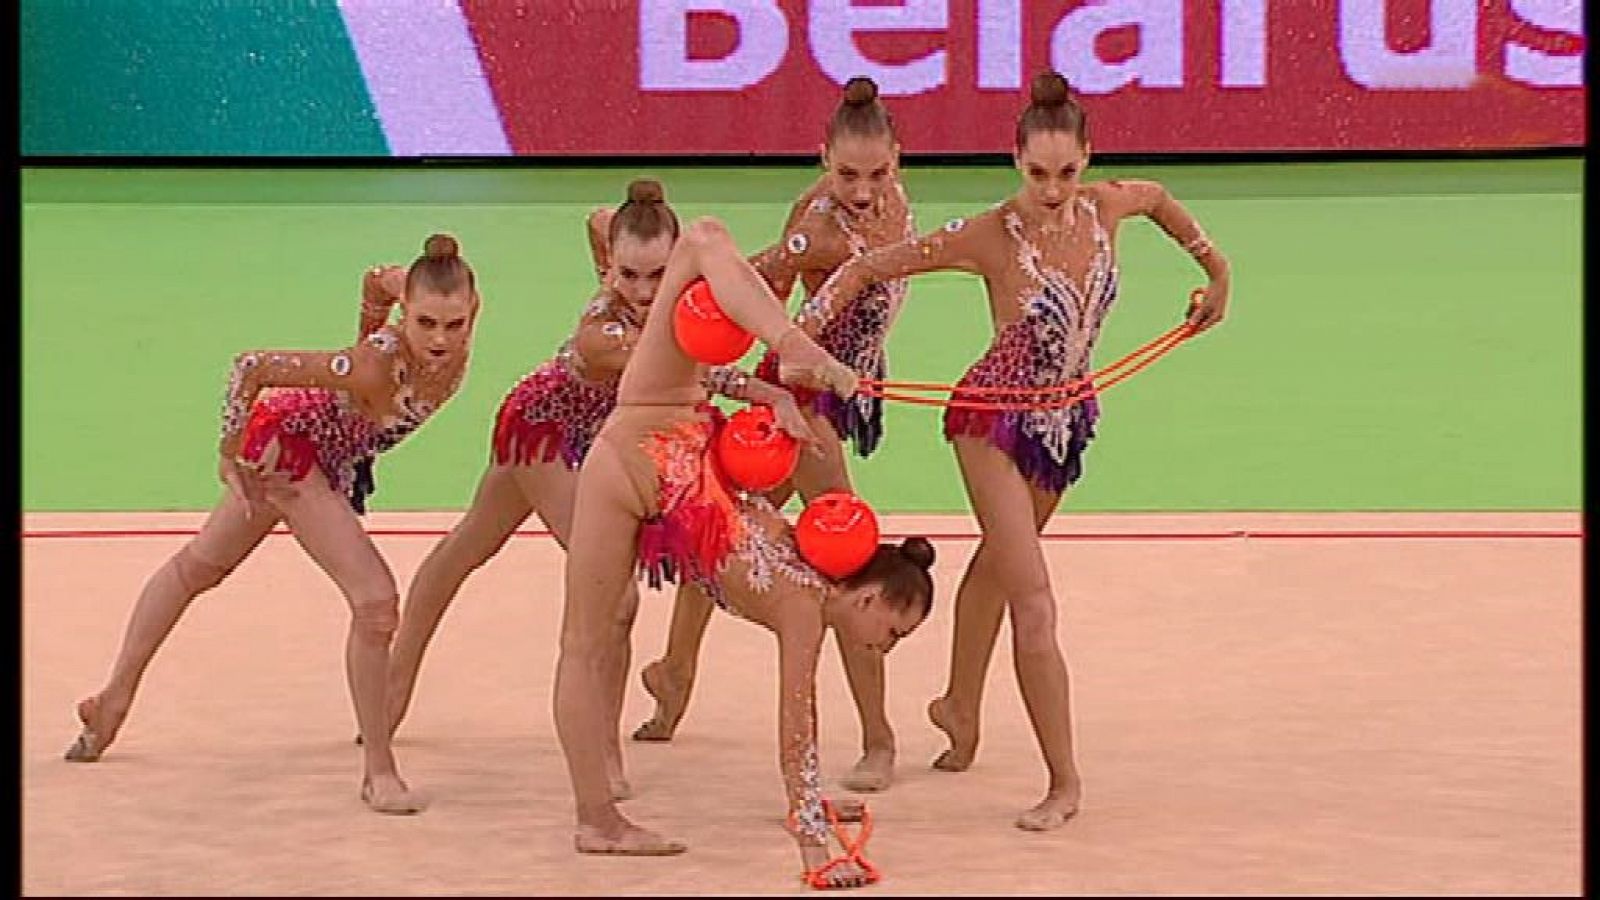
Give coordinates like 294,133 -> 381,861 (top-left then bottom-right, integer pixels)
943,196 -> 1119,494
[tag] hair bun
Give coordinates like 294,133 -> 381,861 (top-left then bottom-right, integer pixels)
627,179 -> 665,205
1030,70 -> 1070,109
423,233 -> 460,259
898,536 -> 935,570
843,76 -> 879,107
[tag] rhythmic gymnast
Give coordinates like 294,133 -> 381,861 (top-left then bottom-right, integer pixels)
634,76 -> 920,794
796,71 -> 1231,830
66,234 -> 483,815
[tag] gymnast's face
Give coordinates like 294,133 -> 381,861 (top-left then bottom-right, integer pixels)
833,583 -> 928,655
400,287 -> 476,369
822,133 -> 899,216
1015,130 -> 1090,216
608,231 -> 675,309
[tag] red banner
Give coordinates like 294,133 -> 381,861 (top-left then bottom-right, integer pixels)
461,1 -> 1584,156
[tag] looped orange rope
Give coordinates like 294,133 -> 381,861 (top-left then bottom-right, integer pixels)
856,290 -> 1203,412
790,798 -> 881,890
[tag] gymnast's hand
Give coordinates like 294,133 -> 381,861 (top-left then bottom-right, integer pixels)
770,395 -> 823,456
775,327 -> 860,400
375,265 -> 407,301
1186,279 -> 1229,333
799,842 -> 872,890
219,456 -> 266,517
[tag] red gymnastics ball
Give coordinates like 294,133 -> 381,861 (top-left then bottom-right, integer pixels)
674,279 -> 755,365
796,491 -> 880,580
716,405 -> 800,492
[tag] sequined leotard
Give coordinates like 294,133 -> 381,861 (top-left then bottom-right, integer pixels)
753,184 -> 917,457
493,290 -> 754,473
492,291 -> 641,470
227,327 -> 460,512
799,189 -> 1130,494
942,197 -> 1118,493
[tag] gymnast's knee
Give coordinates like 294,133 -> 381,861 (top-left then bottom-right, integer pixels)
1008,590 -> 1060,651
558,613 -> 620,659
173,546 -> 232,595
350,590 -> 401,639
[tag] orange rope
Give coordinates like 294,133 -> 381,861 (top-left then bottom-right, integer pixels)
1092,325 -> 1192,394
865,321 -> 1187,397
859,321 -> 1195,412
799,799 -> 881,890
850,289 -> 1203,412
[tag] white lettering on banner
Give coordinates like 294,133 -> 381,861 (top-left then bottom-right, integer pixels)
636,2 -> 1587,94
977,0 -> 1023,89
1339,0 -> 1477,89
809,0 -> 949,96
639,0 -> 788,90
1050,0 -> 1185,93
1220,0 -> 1267,87
1506,0 -> 1585,87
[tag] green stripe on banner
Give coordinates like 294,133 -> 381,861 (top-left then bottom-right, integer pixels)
21,0 -> 387,156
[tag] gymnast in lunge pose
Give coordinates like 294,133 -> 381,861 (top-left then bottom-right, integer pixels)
65,234 -> 483,815
378,181 -> 810,801
795,71 -> 1232,831
631,77 -> 921,794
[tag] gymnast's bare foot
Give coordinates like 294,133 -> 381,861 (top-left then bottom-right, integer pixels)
928,696 -> 978,772
839,746 -> 894,792
64,693 -> 130,762
1015,784 -> 1081,831
361,772 -> 427,815
574,817 -> 687,855
631,660 -> 690,742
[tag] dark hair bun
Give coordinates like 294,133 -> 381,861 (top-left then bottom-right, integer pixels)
899,536 -> 935,570
1030,70 -> 1070,108
423,233 -> 460,259
843,76 -> 879,107
626,179 -> 665,205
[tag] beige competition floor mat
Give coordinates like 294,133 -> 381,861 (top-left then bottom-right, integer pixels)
22,511 -> 1581,896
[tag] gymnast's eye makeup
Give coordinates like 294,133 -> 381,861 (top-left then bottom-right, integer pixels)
620,267 -> 638,280
444,317 -> 467,332
417,315 -> 438,328
869,166 -> 888,182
